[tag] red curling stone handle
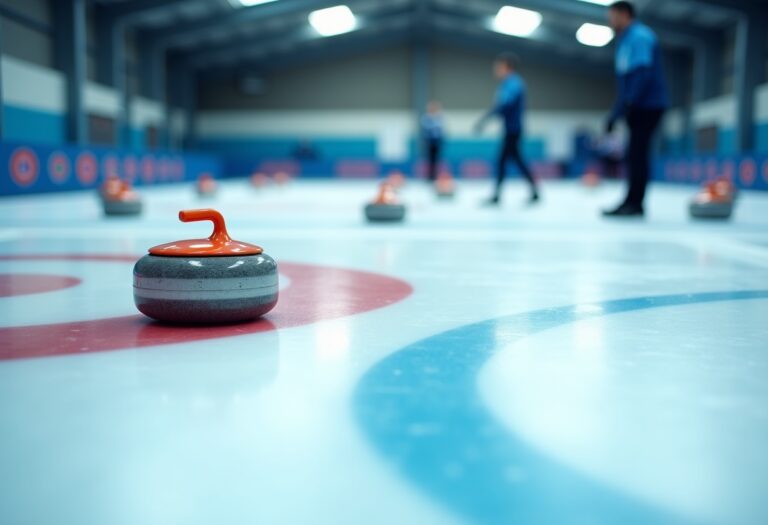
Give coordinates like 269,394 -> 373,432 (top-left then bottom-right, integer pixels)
179,209 -> 231,246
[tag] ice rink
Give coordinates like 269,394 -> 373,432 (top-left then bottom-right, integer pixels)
1,179 -> 768,525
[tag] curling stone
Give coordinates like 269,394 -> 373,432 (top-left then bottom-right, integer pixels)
103,181 -> 142,216
273,171 -> 292,186
435,172 -> 456,199
582,172 -> 600,188
387,170 -> 406,189
133,209 -> 278,324
689,180 -> 734,220
364,182 -> 406,222
100,174 -> 123,200
251,172 -> 270,188
197,173 -> 218,197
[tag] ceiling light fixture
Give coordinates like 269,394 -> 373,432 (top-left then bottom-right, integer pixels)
308,5 -> 357,37
491,6 -> 542,38
576,23 -> 614,46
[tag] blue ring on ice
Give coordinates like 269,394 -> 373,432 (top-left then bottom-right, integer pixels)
354,290 -> 768,525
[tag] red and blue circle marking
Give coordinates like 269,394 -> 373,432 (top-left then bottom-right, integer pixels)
141,156 -> 155,183
0,254 -> 412,361
123,156 -> 138,182
75,152 -> 98,185
103,155 -> 120,179
9,147 -> 39,187
47,152 -> 71,184
0,273 -> 81,298
353,290 -> 768,525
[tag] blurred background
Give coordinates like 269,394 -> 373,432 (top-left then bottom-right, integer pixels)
0,0 -> 766,193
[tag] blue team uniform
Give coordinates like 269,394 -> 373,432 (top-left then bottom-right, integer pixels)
490,73 -> 526,135
610,21 -> 669,121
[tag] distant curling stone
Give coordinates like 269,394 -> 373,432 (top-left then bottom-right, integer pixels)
582,171 -> 601,188
103,180 -> 142,216
689,179 -> 735,220
100,174 -> 123,200
435,172 -> 456,199
133,208 -> 279,324
251,172 -> 270,188
365,182 -> 406,222
387,170 -> 406,189
273,171 -> 292,186
197,173 -> 218,197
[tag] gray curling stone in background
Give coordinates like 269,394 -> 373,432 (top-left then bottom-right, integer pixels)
104,197 -> 143,216
365,202 -> 406,222
689,200 -> 733,220
364,183 -> 406,222
133,208 -> 278,324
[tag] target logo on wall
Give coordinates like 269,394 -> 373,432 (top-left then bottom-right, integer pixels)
9,147 -> 39,187
123,155 -> 137,183
75,152 -> 98,185
103,155 -> 120,179
141,155 -> 155,183
738,158 -> 756,187
690,160 -> 703,182
705,159 -> 719,181
721,160 -> 735,182
47,152 -> 71,184
172,159 -> 185,180
761,159 -> 768,185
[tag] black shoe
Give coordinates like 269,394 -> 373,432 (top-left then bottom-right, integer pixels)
602,204 -> 644,217
526,193 -> 540,205
482,196 -> 500,207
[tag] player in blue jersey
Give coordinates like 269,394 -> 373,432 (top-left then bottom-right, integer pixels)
421,101 -> 445,182
603,1 -> 669,217
475,52 -> 540,206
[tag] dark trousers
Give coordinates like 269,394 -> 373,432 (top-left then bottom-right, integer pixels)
426,140 -> 442,181
495,132 -> 536,199
624,109 -> 664,208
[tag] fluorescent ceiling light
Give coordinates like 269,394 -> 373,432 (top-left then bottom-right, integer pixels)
577,0 -> 615,5
229,0 -> 278,7
309,5 -> 357,37
576,23 -> 614,46
491,6 -> 542,37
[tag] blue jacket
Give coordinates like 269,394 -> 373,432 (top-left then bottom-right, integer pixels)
421,113 -> 444,142
489,73 -> 526,134
611,21 -> 669,121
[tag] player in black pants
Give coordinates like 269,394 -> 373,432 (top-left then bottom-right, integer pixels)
475,52 -> 539,205
421,101 -> 445,182
603,1 -> 668,217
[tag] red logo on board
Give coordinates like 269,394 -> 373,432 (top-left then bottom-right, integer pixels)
9,148 -> 39,187
103,155 -> 119,179
75,152 -> 98,185
123,156 -> 137,182
141,156 -> 154,183
738,159 -> 756,187
48,152 -> 70,184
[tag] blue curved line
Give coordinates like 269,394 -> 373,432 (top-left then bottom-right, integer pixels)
354,290 -> 768,525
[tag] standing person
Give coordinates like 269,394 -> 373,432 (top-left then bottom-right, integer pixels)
421,101 -> 445,182
603,1 -> 669,217
475,52 -> 539,206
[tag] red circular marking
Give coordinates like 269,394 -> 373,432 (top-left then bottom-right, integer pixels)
705,159 -> 718,181
721,160 -> 735,182
141,156 -> 155,183
0,273 -> 81,297
0,255 -> 413,361
75,152 -> 98,185
763,160 -> 768,184
48,152 -> 71,184
123,156 -> 137,183
10,147 -> 39,187
103,155 -> 119,179
739,159 -> 756,187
